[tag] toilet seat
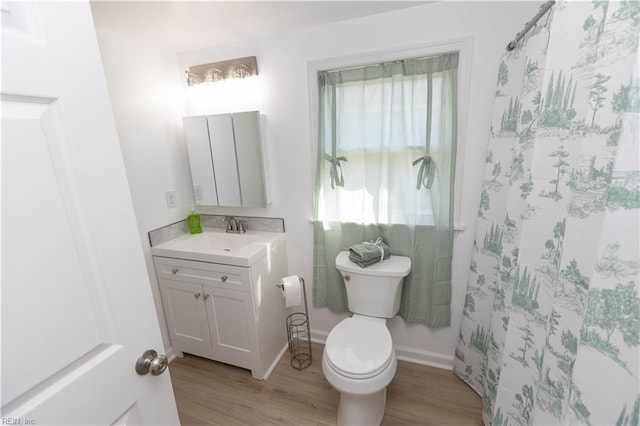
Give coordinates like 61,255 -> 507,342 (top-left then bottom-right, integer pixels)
324,318 -> 393,379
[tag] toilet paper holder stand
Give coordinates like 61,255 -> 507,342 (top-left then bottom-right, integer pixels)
277,277 -> 312,370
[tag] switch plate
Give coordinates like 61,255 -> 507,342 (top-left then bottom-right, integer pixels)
165,190 -> 177,208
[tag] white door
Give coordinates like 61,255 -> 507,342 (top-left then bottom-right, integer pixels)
1,2 -> 180,424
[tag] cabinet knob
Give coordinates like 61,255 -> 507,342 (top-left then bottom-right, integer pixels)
194,292 -> 201,299
171,268 -> 179,274
221,275 -> 228,282
203,294 -> 210,300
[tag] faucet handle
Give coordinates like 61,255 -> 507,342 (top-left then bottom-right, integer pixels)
222,216 -> 245,233
238,220 -> 248,233
221,216 -> 234,231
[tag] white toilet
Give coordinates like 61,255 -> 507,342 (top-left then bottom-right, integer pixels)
322,250 -> 412,426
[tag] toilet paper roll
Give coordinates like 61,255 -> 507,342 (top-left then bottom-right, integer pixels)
280,275 -> 302,308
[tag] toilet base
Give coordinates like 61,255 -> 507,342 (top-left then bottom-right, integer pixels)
337,388 -> 386,426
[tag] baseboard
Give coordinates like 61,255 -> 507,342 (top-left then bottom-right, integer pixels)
166,347 -> 178,362
310,328 -> 454,370
310,328 -> 329,344
263,343 -> 289,381
394,344 -> 454,370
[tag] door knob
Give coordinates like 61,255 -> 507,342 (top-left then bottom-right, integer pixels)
136,349 -> 169,376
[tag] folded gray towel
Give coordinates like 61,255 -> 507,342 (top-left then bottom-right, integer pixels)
349,253 -> 391,268
349,238 -> 390,268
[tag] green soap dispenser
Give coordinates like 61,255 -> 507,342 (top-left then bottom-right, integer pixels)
187,207 -> 202,234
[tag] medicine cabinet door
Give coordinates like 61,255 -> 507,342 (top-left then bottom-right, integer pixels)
232,111 -> 267,207
207,114 -> 242,206
183,116 -> 218,205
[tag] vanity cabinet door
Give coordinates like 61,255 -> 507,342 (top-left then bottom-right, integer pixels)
158,278 -> 212,351
203,286 -> 258,368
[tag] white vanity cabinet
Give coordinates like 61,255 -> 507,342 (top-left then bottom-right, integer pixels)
153,235 -> 288,380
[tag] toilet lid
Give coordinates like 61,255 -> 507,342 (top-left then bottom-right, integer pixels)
325,318 -> 393,379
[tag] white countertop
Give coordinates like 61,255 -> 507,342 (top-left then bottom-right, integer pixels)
151,227 -> 284,267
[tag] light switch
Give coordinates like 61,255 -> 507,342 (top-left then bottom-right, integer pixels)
165,190 -> 177,208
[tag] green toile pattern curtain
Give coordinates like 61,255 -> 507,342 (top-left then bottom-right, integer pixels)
454,1 -> 639,424
312,54 -> 458,326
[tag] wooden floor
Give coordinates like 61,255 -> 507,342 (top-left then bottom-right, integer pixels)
169,342 -> 483,425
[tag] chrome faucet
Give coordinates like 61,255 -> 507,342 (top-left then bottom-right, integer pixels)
224,216 -> 246,234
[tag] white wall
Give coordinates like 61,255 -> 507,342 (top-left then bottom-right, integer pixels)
176,1 -> 540,368
96,1 -> 540,366
94,27 -> 194,348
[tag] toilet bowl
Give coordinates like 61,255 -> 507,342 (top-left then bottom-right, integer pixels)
322,316 -> 397,425
322,251 -> 411,426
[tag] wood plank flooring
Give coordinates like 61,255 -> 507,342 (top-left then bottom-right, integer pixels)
169,342 -> 483,425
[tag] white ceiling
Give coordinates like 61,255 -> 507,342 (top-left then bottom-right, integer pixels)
90,1 -> 426,52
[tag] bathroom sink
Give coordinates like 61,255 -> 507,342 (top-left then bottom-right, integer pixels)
151,227 -> 284,267
171,231 -> 259,251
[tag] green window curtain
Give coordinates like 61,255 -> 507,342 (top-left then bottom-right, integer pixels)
312,53 -> 458,326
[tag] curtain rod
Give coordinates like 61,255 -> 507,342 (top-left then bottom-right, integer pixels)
506,0 -> 555,51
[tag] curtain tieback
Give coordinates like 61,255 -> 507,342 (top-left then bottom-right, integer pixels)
412,155 -> 435,189
363,237 -> 385,262
324,154 -> 347,189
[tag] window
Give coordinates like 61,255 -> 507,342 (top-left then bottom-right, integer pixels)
311,45 -> 468,325
314,53 -> 459,227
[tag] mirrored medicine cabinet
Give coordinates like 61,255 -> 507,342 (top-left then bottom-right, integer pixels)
183,111 -> 270,207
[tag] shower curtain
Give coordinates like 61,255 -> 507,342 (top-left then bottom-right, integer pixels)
454,1 -> 639,425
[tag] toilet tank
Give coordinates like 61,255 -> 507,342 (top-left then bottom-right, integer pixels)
335,251 -> 412,318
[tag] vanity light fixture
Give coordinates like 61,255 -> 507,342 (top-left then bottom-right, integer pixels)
186,71 -> 200,86
233,64 -> 251,79
185,56 -> 258,86
205,67 -> 224,83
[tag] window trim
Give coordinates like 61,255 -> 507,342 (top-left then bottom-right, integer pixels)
307,38 -> 472,231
